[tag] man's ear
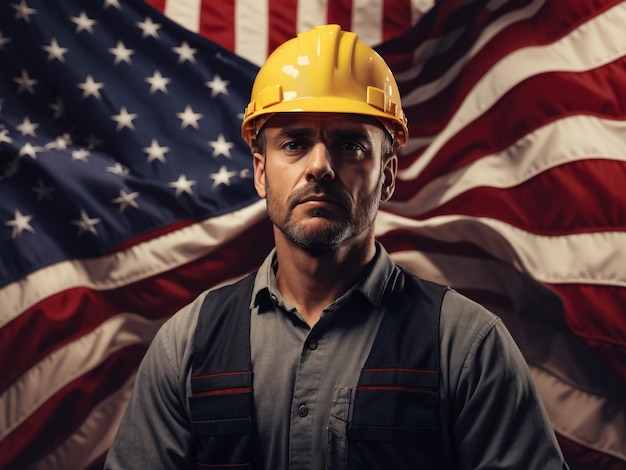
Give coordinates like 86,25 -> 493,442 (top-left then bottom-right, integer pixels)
252,151 -> 266,198
381,154 -> 398,202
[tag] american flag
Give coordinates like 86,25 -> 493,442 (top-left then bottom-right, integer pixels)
0,0 -> 624,469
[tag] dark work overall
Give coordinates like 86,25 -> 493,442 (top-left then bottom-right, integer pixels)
188,270 -> 451,469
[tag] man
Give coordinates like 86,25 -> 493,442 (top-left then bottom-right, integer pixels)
105,25 -> 568,469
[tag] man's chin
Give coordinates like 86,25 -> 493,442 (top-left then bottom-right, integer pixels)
281,223 -> 348,251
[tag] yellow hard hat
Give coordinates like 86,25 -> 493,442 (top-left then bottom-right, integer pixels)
241,24 -> 408,148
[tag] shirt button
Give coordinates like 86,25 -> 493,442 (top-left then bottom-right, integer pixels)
297,404 -> 308,417
308,339 -> 318,350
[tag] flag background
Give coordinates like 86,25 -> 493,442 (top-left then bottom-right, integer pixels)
0,0 -> 624,469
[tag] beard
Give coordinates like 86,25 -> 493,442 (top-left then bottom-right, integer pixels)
265,176 -> 383,252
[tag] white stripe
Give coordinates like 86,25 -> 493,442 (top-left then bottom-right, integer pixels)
391,114 -> 626,214
376,212 -> 626,286
235,0 -> 269,65
351,0 -> 384,46
0,200 -> 266,329
297,0 -> 328,34
410,0 -> 436,25
401,1 -> 626,180
0,313 -> 164,440
389,248 -> 542,294
27,373 -> 136,470
163,0 -> 201,33
531,366 -> 626,463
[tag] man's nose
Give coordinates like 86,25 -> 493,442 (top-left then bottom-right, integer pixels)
305,142 -> 335,182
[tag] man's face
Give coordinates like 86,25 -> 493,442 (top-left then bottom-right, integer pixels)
252,113 -> 397,251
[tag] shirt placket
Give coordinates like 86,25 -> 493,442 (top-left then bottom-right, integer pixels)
288,330 -> 326,470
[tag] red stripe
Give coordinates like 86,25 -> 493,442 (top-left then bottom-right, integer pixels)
143,0 -> 166,13
379,229 -> 502,260
557,433 -> 626,470
550,283 -> 626,388
193,387 -> 252,397
327,0 -> 353,30
268,0 -> 299,56
0,345 -> 145,469
192,370 -> 251,380
381,0 -> 414,42
198,0 -> 235,51
411,160 -> 626,234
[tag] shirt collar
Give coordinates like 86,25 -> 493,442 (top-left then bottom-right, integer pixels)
250,242 -> 396,310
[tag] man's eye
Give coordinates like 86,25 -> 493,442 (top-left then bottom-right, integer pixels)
335,142 -> 366,157
341,142 -> 364,152
283,141 -> 304,151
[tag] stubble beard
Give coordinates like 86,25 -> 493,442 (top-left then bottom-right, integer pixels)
265,176 -> 383,252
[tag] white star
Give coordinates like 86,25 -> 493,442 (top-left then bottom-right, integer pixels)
46,133 -> 72,149
12,0 -> 37,23
72,148 -> 90,162
112,107 -> 138,131
14,69 -> 38,94
172,41 -> 197,63
143,139 -> 169,163
72,209 -> 101,236
103,0 -> 121,8
205,75 -> 229,98
0,32 -> 12,51
209,165 -> 238,189
77,75 -> 104,99
31,179 -> 54,202
49,97 -> 65,119
176,105 -> 202,129
42,38 -> 68,62
106,162 -> 129,176
17,117 -> 38,137
108,40 -> 134,65
112,189 -> 140,212
18,142 -> 42,158
145,70 -> 170,94
71,11 -> 96,34
0,129 -> 12,144
5,209 -> 35,239
168,174 -> 196,196
136,17 -> 161,39
208,133 -> 234,158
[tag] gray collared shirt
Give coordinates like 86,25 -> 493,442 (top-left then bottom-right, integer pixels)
105,243 -> 568,469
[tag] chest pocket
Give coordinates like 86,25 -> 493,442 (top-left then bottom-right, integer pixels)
348,367 -> 441,469
189,371 -> 254,469
325,368 -> 442,470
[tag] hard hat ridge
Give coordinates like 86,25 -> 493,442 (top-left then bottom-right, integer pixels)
242,24 -> 408,148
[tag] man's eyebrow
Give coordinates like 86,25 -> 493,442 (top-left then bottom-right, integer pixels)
329,128 -> 370,140
277,127 -> 315,139
328,128 -> 374,148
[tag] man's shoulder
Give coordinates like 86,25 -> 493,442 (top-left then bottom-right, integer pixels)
200,272 -> 257,306
394,266 -> 500,333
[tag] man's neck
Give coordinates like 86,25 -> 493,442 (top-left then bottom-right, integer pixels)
273,235 -> 376,327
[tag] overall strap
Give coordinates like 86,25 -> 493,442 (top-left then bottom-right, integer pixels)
348,269 -> 450,469
188,273 -> 257,470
